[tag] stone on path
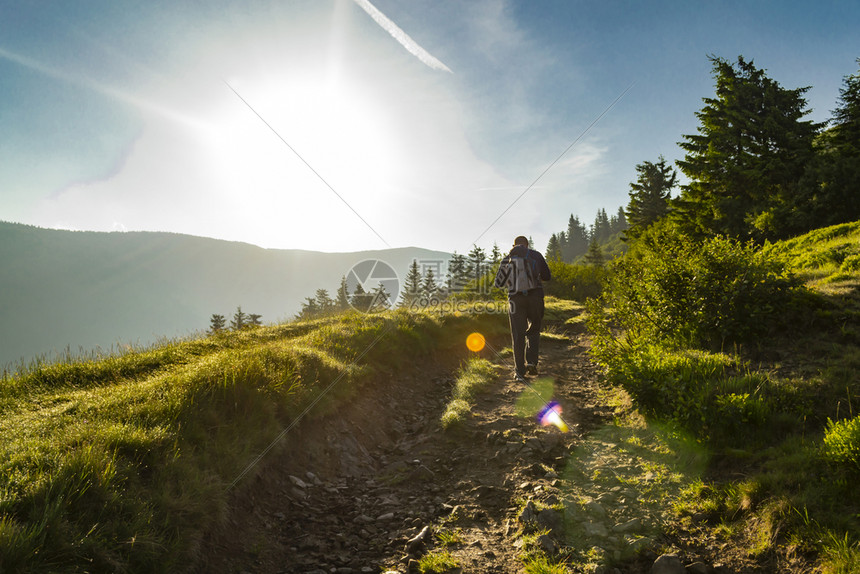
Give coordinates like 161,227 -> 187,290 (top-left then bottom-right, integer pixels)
536,508 -> 563,535
651,553 -> 686,574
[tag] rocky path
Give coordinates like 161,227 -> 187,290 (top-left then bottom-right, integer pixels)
192,321 -> 617,574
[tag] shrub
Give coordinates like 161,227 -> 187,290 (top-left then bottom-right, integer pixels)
545,259 -> 607,301
602,224 -> 800,349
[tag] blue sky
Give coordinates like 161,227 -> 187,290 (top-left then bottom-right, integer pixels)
1,0 -> 857,254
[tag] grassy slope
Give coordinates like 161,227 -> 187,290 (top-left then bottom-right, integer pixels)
678,222 -> 860,571
0,309 -> 508,573
580,221 -> 860,573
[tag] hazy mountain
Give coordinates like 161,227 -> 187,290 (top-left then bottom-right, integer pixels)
0,222 -> 451,368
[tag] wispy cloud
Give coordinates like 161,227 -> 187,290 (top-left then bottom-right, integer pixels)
351,0 -> 452,73
0,45 -> 203,129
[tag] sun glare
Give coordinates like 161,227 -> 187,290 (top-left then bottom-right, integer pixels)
186,70 -> 404,248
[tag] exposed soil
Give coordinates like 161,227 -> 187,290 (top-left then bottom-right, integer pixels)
191,318 -> 801,574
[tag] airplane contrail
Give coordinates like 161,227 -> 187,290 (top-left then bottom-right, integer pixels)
352,0 -> 452,73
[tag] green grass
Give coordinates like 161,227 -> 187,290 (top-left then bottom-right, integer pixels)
589,220 -> 860,572
765,221 -> 860,283
440,357 -> 499,429
416,549 -> 460,573
522,554 -> 569,574
0,307 -> 507,572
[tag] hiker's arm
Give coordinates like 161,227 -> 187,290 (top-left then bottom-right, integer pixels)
537,253 -> 551,282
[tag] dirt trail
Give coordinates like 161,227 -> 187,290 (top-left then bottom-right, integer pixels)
193,323 -> 615,574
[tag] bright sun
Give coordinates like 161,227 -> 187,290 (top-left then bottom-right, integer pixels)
190,72 -> 404,248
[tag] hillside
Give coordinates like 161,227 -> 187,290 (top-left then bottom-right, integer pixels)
0,221 -> 451,369
2,222 -> 859,573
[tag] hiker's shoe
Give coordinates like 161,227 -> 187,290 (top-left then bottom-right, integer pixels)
526,364 -> 538,376
514,372 -> 527,383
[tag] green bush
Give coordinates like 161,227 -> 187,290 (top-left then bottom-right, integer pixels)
586,332 -> 784,444
602,224 -> 800,349
822,416 -> 860,473
545,259 -> 607,301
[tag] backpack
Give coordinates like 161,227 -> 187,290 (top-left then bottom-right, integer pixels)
505,253 -> 540,294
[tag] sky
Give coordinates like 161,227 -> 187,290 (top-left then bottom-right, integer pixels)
1,0 -> 858,255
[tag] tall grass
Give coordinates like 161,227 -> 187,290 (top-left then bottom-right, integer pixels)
0,307 -> 507,572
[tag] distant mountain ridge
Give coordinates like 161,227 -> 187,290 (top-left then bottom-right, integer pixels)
0,222 -> 451,368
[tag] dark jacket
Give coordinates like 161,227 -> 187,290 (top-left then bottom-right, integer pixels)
494,245 -> 551,297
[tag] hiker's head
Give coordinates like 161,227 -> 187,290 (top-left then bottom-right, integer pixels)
513,236 -> 529,247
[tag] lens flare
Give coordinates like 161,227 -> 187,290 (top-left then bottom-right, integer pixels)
537,401 -> 569,432
466,332 -> 486,353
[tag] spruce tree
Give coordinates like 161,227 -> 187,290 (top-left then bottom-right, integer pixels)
349,283 -> 373,313
314,289 -> 334,315
565,215 -> 589,261
298,297 -> 318,319
592,209 -> 611,243
209,314 -> 226,334
247,313 -> 262,326
446,251 -> 469,293
490,242 -> 502,265
399,260 -> 423,307
625,156 -> 677,239
676,55 -> 820,240
335,276 -> 350,310
467,245 -> 487,286
369,282 -> 391,311
422,268 -> 439,300
584,238 -> 605,267
809,58 -> 860,227
230,306 -> 246,330
545,233 -> 563,261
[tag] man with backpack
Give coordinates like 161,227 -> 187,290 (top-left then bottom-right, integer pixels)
494,236 -> 552,381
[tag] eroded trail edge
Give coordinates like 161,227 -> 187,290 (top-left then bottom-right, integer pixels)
194,320 -> 662,574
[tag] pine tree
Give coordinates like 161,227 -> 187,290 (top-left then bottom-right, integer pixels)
625,156 -> 677,239
490,242 -> 502,265
808,58 -> 860,227
208,314 -> 226,334
564,215 -> 589,261
399,260 -> 423,307
298,297 -> 319,319
421,268 -> 439,300
592,209 -> 611,243
676,55 -> 820,240
230,306 -> 246,330
336,276 -> 350,311
349,283 -> 373,313
369,282 -> 391,311
446,251 -> 468,293
467,245 -> 487,286
614,206 -> 628,233
545,233 -> 563,261
314,289 -> 334,315
584,238 -> 604,267
247,313 -> 263,326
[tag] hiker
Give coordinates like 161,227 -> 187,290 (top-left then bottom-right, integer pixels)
494,236 -> 551,381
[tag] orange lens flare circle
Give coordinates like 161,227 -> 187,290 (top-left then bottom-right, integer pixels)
466,332 -> 486,353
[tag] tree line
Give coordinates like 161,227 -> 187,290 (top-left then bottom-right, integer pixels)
557,55 -> 860,257
208,306 -> 262,334
545,208 -> 628,265
296,243 -> 509,319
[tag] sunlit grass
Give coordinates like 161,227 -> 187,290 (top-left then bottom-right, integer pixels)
585,220 -> 860,571
440,358 -> 499,429
416,549 -> 460,573
0,308 -> 507,572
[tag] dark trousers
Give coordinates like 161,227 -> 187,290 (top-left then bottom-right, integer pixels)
508,292 -> 545,376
